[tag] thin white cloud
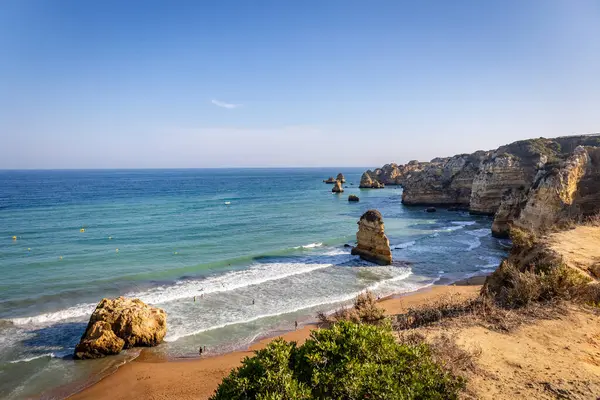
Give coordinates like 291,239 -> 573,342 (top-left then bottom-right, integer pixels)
211,99 -> 242,109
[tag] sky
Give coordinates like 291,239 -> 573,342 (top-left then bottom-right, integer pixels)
1,0 -> 599,169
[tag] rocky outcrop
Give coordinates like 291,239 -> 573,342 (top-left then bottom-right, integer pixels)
470,139 -> 555,215
359,172 -> 384,188
480,137 -> 600,235
323,177 -> 336,184
348,194 -> 359,202
401,152 -> 489,206
75,297 -> 167,359
336,173 -> 346,183
332,180 -> 344,193
351,210 -> 392,265
368,162 -> 425,185
363,134 -> 600,236
511,146 -> 600,233
74,321 -> 125,359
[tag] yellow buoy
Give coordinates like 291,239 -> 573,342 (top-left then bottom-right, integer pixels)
27,248 -> 31,251
59,256 -> 63,260
80,228 -> 85,233
12,236 -> 17,241
116,248 -> 119,253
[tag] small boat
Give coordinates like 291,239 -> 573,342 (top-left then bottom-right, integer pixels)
224,201 -> 231,205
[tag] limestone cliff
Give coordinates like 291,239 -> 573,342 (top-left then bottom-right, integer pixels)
363,134 -> 600,236
401,152 -> 489,206
512,146 -> 600,233
351,210 -> 392,265
75,297 -> 167,359
369,161 -> 424,185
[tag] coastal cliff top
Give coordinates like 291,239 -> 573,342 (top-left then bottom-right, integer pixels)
546,225 -> 600,279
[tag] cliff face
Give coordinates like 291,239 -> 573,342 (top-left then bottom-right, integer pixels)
401,152 -> 489,206
512,146 -> 600,232
363,134 -> 600,236
369,161 -> 424,185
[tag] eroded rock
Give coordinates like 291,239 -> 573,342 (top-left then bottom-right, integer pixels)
351,210 -> 392,265
74,297 -> 167,359
359,172 -> 385,189
74,321 -> 125,360
332,180 -> 344,193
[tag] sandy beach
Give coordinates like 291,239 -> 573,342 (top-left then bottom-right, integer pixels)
68,279 -> 483,400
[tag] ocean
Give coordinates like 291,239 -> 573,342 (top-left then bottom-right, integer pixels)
0,169 -> 508,399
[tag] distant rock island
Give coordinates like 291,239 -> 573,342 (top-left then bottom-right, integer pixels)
362,134 -> 600,237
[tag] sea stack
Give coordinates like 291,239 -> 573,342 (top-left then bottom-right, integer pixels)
332,180 -> 344,193
351,210 -> 392,265
75,297 -> 167,359
336,173 -> 346,183
323,177 -> 336,184
359,172 -> 384,189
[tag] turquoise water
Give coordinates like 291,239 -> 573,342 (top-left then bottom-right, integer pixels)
0,169 -> 507,398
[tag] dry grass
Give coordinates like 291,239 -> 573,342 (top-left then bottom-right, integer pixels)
486,261 -> 591,308
584,212 -> 600,227
398,331 -> 483,399
391,293 -> 537,333
398,332 -> 481,377
508,226 -> 537,249
317,291 -> 386,327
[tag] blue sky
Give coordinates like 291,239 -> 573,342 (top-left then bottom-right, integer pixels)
1,0 -> 599,168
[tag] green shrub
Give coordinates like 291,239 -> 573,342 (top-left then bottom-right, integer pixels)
211,321 -> 463,400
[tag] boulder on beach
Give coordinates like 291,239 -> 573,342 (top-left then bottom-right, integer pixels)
332,180 -> 344,193
323,177 -> 336,184
336,173 -> 346,183
351,209 -> 392,265
74,297 -> 167,359
348,194 -> 359,202
74,321 -> 125,359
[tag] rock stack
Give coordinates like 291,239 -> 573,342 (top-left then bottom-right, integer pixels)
351,210 -> 392,265
332,180 -> 344,193
323,177 -> 336,184
358,172 -> 384,189
74,297 -> 167,359
336,173 -> 346,183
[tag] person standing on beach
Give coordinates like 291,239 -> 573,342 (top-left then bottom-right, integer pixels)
198,347 -> 203,356
294,320 -> 298,330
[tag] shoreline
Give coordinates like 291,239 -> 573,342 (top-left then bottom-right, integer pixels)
67,277 -> 485,400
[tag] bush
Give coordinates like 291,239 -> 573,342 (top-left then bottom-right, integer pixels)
486,261 -> 591,308
508,226 -> 536,249
211,321 -> 464,400
317,291 -> 385,327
